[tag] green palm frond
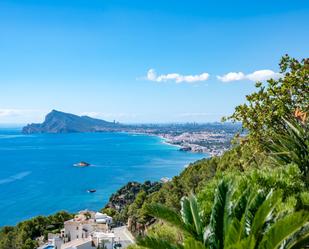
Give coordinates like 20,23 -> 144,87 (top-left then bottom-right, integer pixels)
139,176 -> 309,249
258,211 -> 309,249
228,186 -> 262,241
239,190 -> 267,237
181,195 -> 204,240
137,236 -> 184,249
225,237 -> 256,249
224,218 -> 241,245
206,180 -> 233,249
251,190 -> 282,240
181,196 -> 194,226
281,224 -> 309,249
144,204 -> 187,234
264,118 -> 309,177
183,237 -> 207,249
232,187 -> 251,221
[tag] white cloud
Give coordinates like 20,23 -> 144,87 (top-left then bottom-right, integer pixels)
217,72 -> 245,82
80,112 -> 101,118
246,70 -> 281,81
217,69 -> 281,82
80,112 -> 138,121
0,109 -> 22,117
0,109 -> 45,124
146,69 -> 209,83
147,69 -> 157,81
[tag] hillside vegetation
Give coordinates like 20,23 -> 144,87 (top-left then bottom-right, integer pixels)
0,55 -> 308,249
124,55 -> 309,248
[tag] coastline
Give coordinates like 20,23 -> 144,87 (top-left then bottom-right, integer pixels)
0,128 -> 204,226
122,131 -> 216,155
148,133 -> 221,156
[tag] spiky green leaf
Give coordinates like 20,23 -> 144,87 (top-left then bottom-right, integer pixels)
258,211 -> 309,249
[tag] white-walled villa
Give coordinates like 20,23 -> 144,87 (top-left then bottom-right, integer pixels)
38,210 -> 117,249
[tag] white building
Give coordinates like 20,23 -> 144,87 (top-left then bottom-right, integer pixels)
60,238 -> 93,249
92,232 -> 115,249
37,234 -> 63,249
63,219 -> 94,241
62,210 -> 113,242
59,210 -> 115,249
94,212 -> 113,225
36,210 -> 116,249
59,231 -> 116,249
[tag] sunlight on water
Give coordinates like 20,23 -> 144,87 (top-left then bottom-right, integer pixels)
0,128 -> 205,225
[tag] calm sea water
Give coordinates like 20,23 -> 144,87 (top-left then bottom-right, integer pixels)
0,128 -> 205,226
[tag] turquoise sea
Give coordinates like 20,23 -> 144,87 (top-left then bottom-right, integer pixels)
0,128 -> 205,226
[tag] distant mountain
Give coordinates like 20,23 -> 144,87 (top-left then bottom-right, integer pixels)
22,110 -> 120,134
22,109 -> 242,137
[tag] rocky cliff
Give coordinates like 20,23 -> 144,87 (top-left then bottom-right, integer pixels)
22,110 -> 120,134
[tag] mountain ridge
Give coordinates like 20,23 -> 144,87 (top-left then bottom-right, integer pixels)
22,110 -> 120,134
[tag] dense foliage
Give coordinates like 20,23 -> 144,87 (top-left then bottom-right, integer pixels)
224,55 -> 309,145
264,117 -> 309,182
0,211 -> 73,249
0,55 -> 308,249
128,55 -> 309,248
102,181 -> 162,224
138,180 -> 309,249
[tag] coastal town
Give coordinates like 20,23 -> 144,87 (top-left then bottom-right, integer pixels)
37,210 -> 134,249
159,130 -> 235,156
22,110 -> 241,157
0,0 -> 307,247
126,123 -> 240,156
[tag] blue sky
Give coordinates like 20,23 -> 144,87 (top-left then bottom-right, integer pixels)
0,0 -> 308,124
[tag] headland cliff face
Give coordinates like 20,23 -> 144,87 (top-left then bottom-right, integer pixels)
22,110 -> 119,134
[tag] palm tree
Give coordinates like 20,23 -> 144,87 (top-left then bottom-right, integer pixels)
137,180 -> 309,249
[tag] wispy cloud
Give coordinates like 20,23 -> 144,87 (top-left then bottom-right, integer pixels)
217,69 -> 281,82
0,109 -> 45,124
80,112 -> 101,118
146,69 -> 210,83
217,72 -> 245,82
246,70 -> 282,81
144,68 -> 280,84
0,109 -> 35,117
80,112 -> 138,121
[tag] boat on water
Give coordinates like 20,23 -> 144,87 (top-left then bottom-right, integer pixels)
73,161 -> 90,167
87,189 -> 96,193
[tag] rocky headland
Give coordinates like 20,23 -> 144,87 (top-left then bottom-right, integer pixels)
22,110 -> 240,156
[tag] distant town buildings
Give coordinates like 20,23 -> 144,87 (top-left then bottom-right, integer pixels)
161,131 -> 234,156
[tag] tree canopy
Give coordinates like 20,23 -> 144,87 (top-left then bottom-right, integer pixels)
225,55 -> 308,145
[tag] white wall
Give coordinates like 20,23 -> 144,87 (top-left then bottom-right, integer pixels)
60,240 -> 93,249
64,223 -> 94,241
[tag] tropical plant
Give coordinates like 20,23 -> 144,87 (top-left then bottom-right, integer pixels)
264,116 -> 309,182
137,180 -> 309,249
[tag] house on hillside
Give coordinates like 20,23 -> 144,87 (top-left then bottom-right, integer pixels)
37,210 -> 116,249
92,232 -> 115,249
60,238 -> 93,249
62,210 -> 113,242
95,212 -> 113,226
